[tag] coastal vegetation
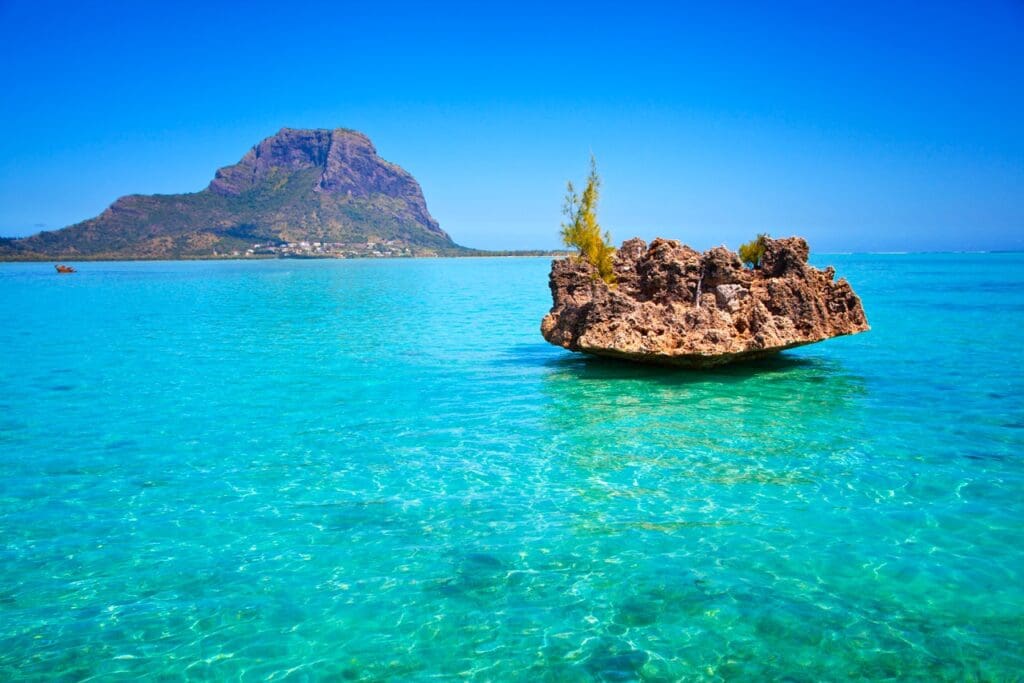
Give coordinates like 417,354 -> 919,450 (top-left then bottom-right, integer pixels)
739,233 -> 769,269
0,128 -> 465,261
561,158 -> 616,283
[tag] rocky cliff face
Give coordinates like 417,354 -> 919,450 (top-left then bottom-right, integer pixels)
1,127 -> 457,260
541,237 -> 868,367
208,128 -> 441,235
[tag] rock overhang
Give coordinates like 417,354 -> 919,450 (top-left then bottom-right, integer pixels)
541,236 -> 869,367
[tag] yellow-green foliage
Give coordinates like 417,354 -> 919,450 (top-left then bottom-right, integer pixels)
739,233 -> 769,268
561,157 -> 616,283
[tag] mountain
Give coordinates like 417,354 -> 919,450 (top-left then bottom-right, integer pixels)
0,128 -> 466,260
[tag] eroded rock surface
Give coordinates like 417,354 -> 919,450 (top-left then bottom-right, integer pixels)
541,236 -> 868,367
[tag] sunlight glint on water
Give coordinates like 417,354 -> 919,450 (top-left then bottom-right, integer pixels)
0,254 -> 1022,680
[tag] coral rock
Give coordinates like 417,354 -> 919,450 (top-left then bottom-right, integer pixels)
541,236 -> 869,367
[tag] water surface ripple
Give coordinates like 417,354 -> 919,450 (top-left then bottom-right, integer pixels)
0,254 -> 1021,680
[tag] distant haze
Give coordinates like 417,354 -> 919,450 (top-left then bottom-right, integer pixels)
0,1 -> 1021,253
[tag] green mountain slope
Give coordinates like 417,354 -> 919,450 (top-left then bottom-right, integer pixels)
1,128 -> 464,260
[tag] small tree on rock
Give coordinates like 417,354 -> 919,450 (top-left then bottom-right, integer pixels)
739,233 -> 769,269
561,157 -> 615,283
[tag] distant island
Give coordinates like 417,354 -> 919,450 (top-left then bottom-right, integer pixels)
0,127 -> 558,261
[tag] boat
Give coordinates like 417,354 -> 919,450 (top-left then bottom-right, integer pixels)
55,265 -> 76,273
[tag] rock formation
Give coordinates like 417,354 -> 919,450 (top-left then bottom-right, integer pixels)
208,128 -> 441,236
541,236 -> 868,367
0,128 -> 462,260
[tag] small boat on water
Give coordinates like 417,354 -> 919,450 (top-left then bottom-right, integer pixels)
55,265 -> 76,274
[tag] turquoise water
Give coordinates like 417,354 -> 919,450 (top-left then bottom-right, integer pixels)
0,254 -> 1022,681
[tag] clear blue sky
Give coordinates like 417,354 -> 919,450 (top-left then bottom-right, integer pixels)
1,1 -> 1021,252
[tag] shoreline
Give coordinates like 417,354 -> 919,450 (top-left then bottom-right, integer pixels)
0,251 -> 572,263
3,249 -> 1020,263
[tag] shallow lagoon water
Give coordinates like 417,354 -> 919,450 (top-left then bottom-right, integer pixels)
0,254 -> 1022,680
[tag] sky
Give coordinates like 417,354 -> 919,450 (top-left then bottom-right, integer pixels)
0,0 -> 1021,252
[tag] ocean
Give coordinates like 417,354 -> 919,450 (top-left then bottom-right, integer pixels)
0,254 -> 1021,680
